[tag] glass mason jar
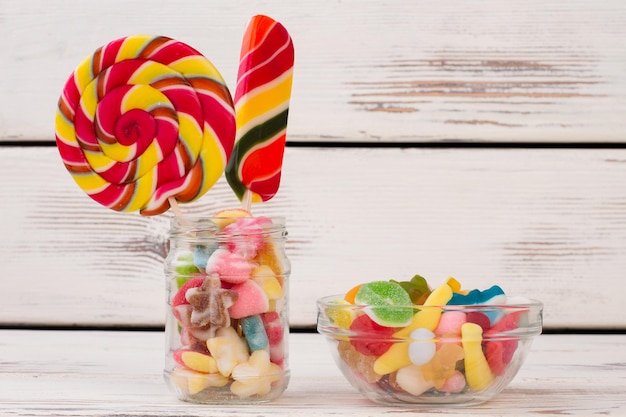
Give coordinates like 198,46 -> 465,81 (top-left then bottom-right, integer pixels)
163,215 -> 290,403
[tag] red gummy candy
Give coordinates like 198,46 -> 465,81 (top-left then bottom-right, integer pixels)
349,314 -> 394,356
172,276 -> 205,307
485,311 -> 523,375
466,312 -> 491,332
262,311 -> 284,344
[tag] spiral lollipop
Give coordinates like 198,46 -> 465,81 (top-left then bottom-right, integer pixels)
225,15 -> 294,209
55,35 -> 236,216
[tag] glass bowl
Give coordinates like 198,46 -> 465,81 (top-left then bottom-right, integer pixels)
317,295 -> 543,406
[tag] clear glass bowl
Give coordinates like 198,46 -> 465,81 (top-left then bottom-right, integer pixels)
317,295 -> 543,406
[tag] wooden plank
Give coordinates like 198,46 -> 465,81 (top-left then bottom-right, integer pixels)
1,0 -> 625,143
1,146 -> 625,329
0,331 -> 624,416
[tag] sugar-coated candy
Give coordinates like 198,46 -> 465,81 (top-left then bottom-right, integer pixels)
173,253 -> 201,288
421,343 -> 465,389
172,277 -> 204,309
186,274 -> 238,329
485,311 -> 522,375
206,248 -> 254,284
206,326 -> 250,377
262,311 -> 285,365
349,314 -> 394,356
461,322 -> 494,390
408,328 -> 436,366
355,281 -> 413,327
229,280 -> 270,319
438,370 -> 466,393
222,217 -> 271,258
338,340 -> 381,383
231,350 -> 283,398
194,244 -> 217,271
254,239 -> 287,276
241,315 -> 269,351
173,349 -> 219,374
395,364 -> 434,396
251,265 -> 284,300
170,367 -> 229,395
326,299 -> 354,329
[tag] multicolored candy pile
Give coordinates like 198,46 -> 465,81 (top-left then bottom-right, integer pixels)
166,209 -> 289,400
319,275 -> 539,403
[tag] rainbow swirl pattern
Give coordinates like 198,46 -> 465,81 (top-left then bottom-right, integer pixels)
55,35 -> 236,216
226,15 -> 294,205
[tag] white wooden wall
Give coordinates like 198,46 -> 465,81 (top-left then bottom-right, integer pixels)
1,0 -> 625,330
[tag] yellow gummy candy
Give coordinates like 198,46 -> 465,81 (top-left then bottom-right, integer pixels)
251,265 -> 284,299
374,284 -> 453,375
446,277 -> 462,293
181,351 -> 219,374
206,326 -> 249,377
171,368 -> 229,395
462,322 -> 495,391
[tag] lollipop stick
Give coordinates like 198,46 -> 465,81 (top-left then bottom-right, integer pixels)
242,190 -> 253,213
168,197 -> 190,226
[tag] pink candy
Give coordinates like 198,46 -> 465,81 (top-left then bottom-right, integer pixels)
229,280 -> 270,319
206,248 -> 255,284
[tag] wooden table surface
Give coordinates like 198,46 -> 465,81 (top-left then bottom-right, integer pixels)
1,331 -> 624,416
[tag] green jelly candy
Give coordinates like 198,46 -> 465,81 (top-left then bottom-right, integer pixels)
355,281 -> 414,327
174,253 -> 200,288
392,274 -> 431,304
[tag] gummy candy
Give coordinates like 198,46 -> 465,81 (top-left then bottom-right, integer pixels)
241,315 -> 269,352
206,326 -> 250,377
186,274 -> 238,329
349,314 -> 394,356
338,340 -> 381,384
461,322 -> 494,390
395,364 -> 434,396
421,343 -> 465,388
229,280 -> 270,319
231,350 -> 282,398
354,281 -> 413,327
391,274 -> 431,304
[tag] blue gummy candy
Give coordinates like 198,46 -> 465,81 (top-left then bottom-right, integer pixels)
194,243 -> 217,269
448,285 -> 505,305
241,315 -> 269,352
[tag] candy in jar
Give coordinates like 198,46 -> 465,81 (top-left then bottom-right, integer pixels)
164,214 -> 290,403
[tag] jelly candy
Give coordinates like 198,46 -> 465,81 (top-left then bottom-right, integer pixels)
206,248 -> 255,284
461,322 -> 494,390
438,370 -> 466,393
354,281 -> 413,327
230,350 -> 282,398
349,314 -> 394,356
229,280 -> 270,319
241,315 -> 269,352
170,368 -> 229,395
421,343 -> 464,388
338,340 -> 381,383
391,274 -> 431,304
251,265 -> 284,300
395,364 -> 434,396
206,326 -> 250,377
186,274 -> 238,329
173,349 -> 219,374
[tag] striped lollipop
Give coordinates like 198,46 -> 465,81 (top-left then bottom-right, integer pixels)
55,35 -> 236,216
225,15 -> 294,209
